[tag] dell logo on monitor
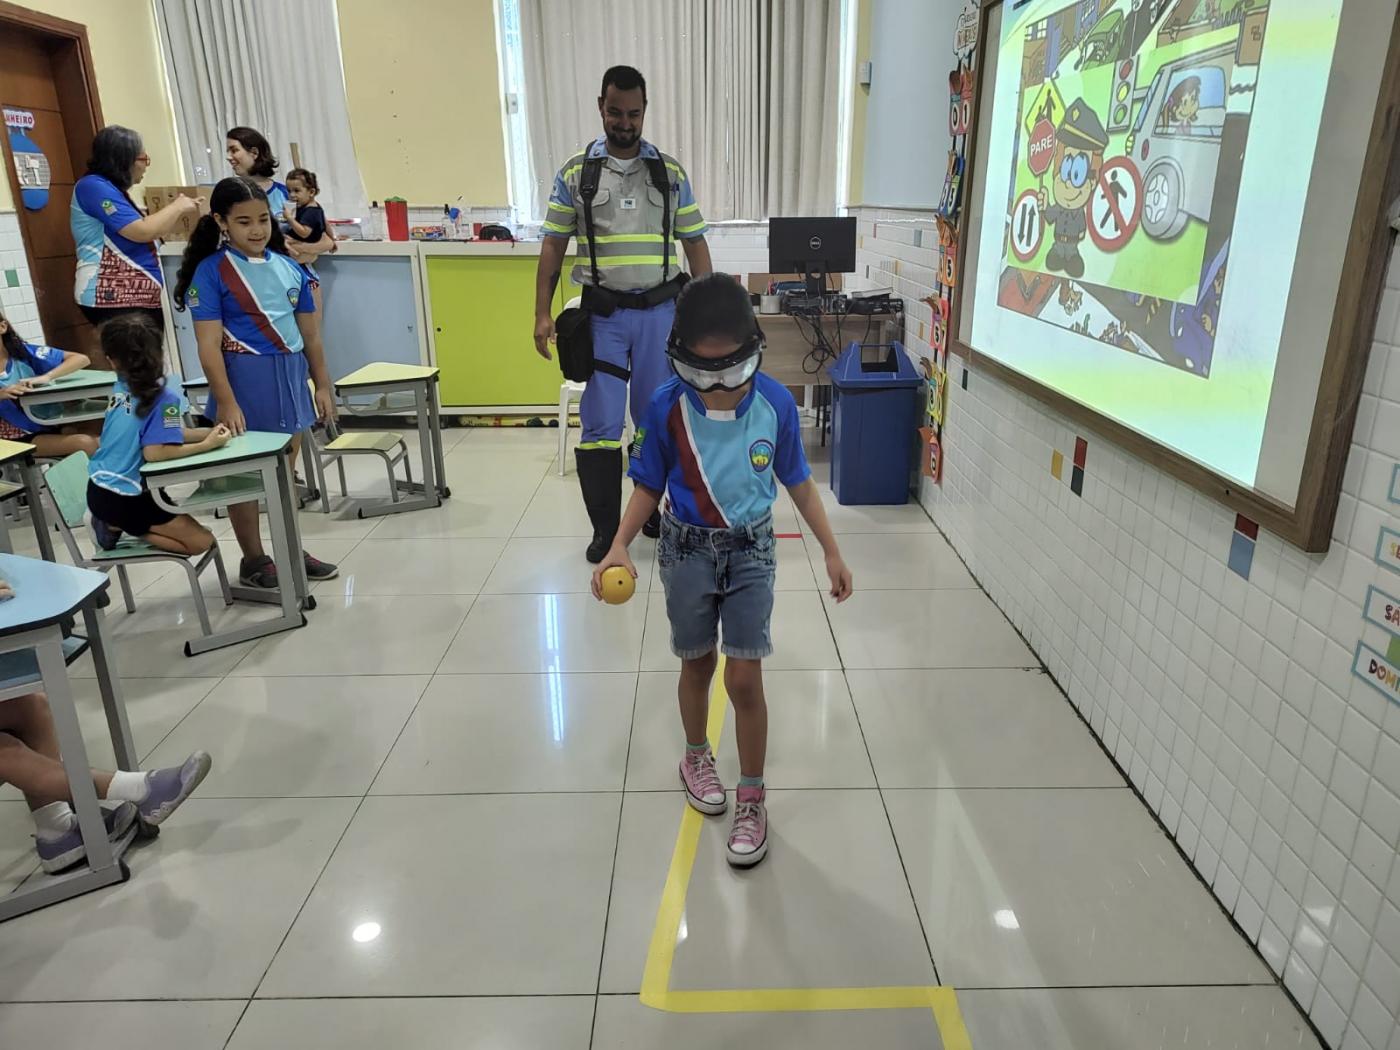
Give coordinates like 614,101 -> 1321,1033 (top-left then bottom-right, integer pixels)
809,236 -> 823,251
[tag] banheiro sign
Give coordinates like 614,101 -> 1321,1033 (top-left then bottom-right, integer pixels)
1027,119 -> 1055,177
3,108 -> 35,130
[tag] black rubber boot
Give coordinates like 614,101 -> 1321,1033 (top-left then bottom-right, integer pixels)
576,446 -> 623,563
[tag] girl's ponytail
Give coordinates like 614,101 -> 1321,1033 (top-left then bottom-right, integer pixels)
173,214 -> 223,310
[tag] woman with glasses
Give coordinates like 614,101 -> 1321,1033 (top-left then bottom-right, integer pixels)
71,125 -> 202,345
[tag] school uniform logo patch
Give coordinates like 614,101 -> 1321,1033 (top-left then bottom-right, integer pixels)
162,403 -> 182,429
748,439 -> 774,472
286,287 -> 299,306
100,199 -> 116,215
186,285 -> 200,307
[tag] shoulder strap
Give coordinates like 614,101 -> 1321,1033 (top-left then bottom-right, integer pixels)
645,156 -> 671,282
578,157 -> 605,289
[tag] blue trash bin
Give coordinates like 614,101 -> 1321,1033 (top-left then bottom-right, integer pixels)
827,341 -> 923,505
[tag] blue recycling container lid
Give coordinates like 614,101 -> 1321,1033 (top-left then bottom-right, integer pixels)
828,341 -> 923,388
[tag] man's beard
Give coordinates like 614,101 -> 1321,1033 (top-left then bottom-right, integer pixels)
606,128 -> 638,149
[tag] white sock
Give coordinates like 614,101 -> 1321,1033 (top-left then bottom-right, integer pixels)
32,801 -> 76,842
105,770 -> 150,804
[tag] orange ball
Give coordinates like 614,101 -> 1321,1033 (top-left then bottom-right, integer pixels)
600,566 -> 635,604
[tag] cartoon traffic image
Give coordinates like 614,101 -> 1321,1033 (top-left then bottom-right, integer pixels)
998,0 -> 1268,378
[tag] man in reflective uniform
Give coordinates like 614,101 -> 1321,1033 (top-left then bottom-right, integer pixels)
534,65 -> 713,562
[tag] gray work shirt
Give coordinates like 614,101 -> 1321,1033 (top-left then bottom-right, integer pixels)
543,136 -> 708,291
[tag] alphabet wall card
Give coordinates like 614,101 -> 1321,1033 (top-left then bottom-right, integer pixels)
930,364 -> 948,427
949,67 -> 976,138
920,426 -> 944,484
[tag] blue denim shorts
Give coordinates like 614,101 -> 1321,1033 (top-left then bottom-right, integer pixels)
657,510 -> 777,660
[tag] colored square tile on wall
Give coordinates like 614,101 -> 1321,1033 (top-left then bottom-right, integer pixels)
1051,450 -> 1064,481
1234,514 -> 1258,541
1389,633 -> 1400,666
961,368 -> 969,390
1070,466 -> 1084,496
4,269 -> 17,289
1228,530 -> 1255,580
1073,437 -> 1088,470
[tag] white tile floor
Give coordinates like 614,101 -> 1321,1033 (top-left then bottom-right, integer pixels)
0,426 -> 1324,1049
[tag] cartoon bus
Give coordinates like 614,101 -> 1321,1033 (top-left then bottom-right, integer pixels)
1123,43 -> 1237,240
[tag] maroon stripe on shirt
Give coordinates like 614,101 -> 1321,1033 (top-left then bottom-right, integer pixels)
666,399 -> 725,527
219,255 -> 291,353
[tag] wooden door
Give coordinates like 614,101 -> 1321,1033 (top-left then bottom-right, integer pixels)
0,16 -> 101,358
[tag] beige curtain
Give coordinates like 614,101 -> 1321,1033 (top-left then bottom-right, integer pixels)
516,0 -> 840,221
154,0 -> 368,216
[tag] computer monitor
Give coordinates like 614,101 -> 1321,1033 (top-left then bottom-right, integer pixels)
768,216 -> 857,299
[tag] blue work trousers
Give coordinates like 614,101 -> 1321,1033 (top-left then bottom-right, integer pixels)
580,300 -> 676,446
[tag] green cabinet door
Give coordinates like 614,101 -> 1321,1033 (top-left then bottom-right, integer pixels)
427,254 -> 568,408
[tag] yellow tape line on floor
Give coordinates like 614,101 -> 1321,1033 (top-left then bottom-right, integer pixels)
638,658 -> 973,1050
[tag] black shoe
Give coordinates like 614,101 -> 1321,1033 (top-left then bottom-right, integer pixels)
576,446 -> 622,565
642,511 -> 661,539
1064,250 -> 1086,279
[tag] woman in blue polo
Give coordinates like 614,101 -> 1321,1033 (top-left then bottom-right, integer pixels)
71,126 -> 201,335
172,176 -> 339,590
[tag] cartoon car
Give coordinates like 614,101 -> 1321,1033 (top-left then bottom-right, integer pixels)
1125,44 -> 1235,240
1075,10 -> 1124,70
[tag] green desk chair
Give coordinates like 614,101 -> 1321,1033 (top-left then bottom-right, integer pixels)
40,452 -> 233,639
311,419 -> 413,516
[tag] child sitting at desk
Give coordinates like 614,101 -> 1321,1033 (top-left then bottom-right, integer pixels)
0,310 -> 99,457
86,314 -> 230,556
0,576 -> 212,873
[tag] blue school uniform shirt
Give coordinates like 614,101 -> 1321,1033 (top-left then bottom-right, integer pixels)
71,175 -> 164,309
628,374 -> 810,528
266,181 -> 290,216
0,343 -> 64,434
88,377 -> 187,496
186,246 -> 315,354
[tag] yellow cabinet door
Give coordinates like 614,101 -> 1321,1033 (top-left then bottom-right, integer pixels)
427,254 -> 570,408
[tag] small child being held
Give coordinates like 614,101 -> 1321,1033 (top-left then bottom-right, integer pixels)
0,310 -> 97,457
86,313 -> 229,555
281,167 -> 326,248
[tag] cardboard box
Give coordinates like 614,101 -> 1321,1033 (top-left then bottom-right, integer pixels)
745,271 -> 842,294
142,186 -> 208,242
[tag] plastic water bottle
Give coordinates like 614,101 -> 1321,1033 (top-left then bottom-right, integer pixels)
442,204 -> 457,240
368,201 -> 382,240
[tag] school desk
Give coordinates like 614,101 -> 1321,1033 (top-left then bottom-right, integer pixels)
15,368 -> 115,427
332,363 -> 449,517
0,554 -> 138,921
0,438 -> 53,561
141,431 -> 313,656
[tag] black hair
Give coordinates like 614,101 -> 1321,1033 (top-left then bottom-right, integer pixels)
173,177 -> 290,310
101,314 -> 166,418
673,273 -> 756,347
600,65 -> 647,105
226,126 -> 278,177
85,125 -> 144,191
285,167 -> 318,194
0,312 -> 37,370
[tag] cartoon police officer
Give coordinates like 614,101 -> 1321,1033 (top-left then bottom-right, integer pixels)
1038,97 -> 1109,279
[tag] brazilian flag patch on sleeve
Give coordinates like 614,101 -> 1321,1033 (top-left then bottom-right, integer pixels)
162,402 -> 182,429
630,426 -> 646,460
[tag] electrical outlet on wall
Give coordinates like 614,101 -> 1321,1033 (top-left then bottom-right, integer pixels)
858,60 -> 873,87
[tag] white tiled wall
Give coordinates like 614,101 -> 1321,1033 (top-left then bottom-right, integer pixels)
854,206 -> 1400,1050
0,210 -> 40,332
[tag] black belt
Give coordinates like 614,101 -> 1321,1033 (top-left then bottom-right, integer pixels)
581,274 -> 688,316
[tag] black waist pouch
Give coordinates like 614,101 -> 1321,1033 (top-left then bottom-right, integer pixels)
555,307 -> 594,382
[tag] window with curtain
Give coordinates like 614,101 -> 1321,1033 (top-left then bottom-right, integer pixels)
503,0 -> 847,223
153,0 -> 367,217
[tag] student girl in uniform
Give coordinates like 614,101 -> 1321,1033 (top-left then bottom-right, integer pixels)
172,176 -> 340,588
0,310 -> 98,457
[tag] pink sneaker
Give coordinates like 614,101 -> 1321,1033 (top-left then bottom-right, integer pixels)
727,786 -> 768,867
679,748 -> 727,815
